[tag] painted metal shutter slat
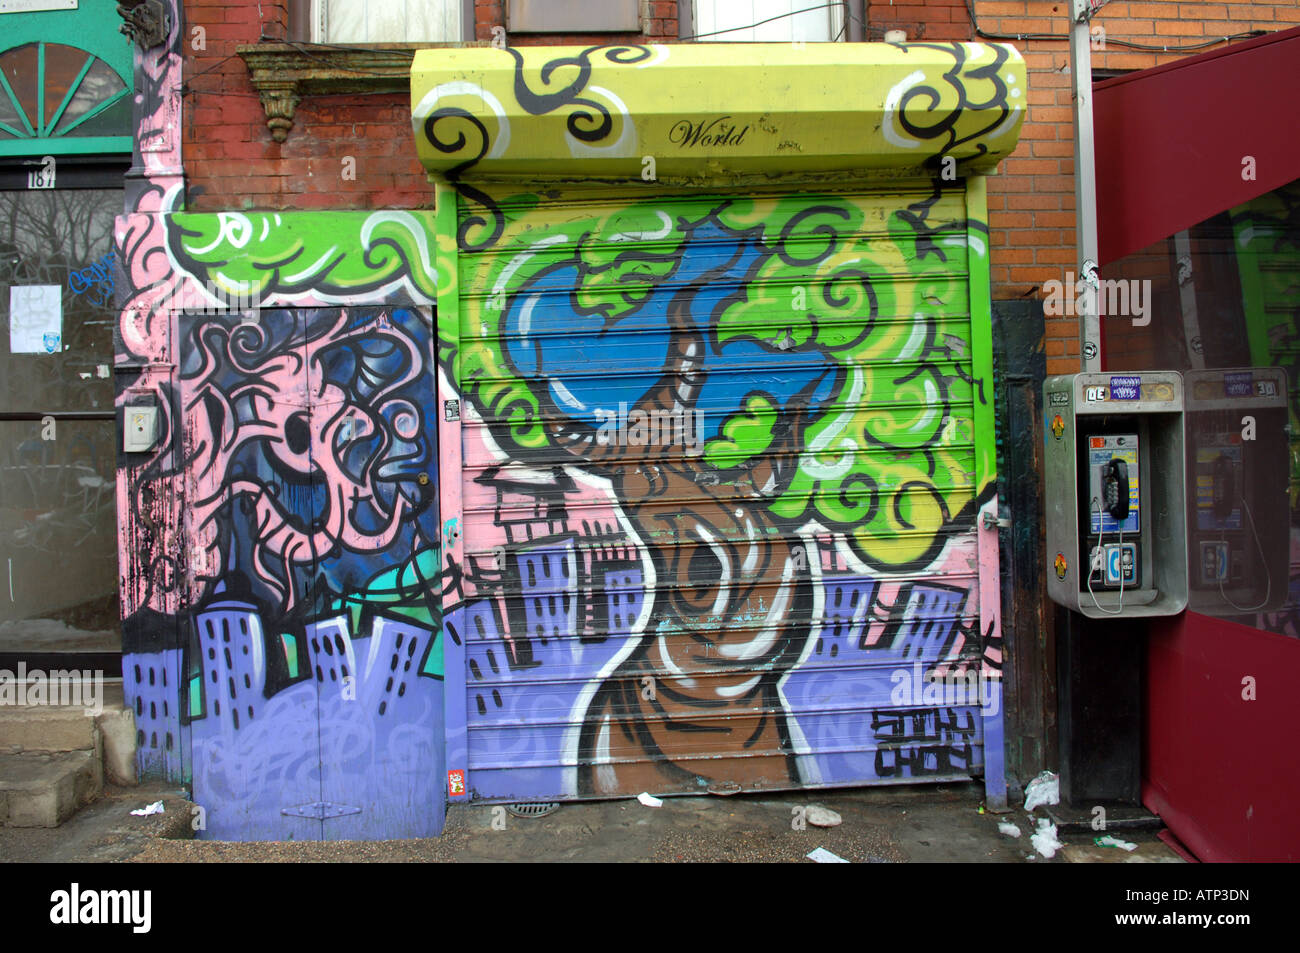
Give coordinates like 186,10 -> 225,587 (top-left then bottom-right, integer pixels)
451,184 -> 997,800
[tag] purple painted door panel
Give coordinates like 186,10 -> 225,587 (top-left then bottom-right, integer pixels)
170,306 -> 444,840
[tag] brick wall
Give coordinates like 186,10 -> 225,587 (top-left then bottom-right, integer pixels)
866,0 -> 1297,375
181,1 -> 679,212
183,1 -> 1297,374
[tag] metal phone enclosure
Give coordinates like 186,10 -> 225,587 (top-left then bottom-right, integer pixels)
1184,367 -> 1289,613
1044,371 -> 1187,618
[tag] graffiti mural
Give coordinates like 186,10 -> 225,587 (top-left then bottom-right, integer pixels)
107,27 -> 1023,835
445,185 -> 1003,800
114,196 -> 448,837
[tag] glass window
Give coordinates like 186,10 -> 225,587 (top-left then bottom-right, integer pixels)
0,188 -> 118,413
1104,177 -> 1300,638
316,0 -> 463,43
0,43 -> 130,141
0,183 -> 120,655
693,0 -> 845,41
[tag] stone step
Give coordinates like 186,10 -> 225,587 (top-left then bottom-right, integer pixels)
0,750 -> 103,827
0,706 -> 99,753
0,680 -> 137,787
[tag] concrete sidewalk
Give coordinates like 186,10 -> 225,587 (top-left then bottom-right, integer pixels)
0,780 -> 1185,863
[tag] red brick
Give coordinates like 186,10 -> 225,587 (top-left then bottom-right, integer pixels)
1034,211 -> 1077,228
995,17 -> 1056,33
1154,19 -> 1205,35
1036,247 -> 1077,265
975,1 -> 1031,14
1004,193 -> 1060,210
1031,139 -> 1074,157
1009,265 -> 1059,283
1126,3 -> 1176,17
991,211 -> 1034,228
1227,5 -> 1271,21
1002,157 -> 1060,175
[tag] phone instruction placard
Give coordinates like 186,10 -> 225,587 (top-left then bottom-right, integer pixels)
1088,434 -> 1140,535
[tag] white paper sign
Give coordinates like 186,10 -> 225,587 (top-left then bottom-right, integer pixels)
9,285 -> 62,354
0,2 -> 78,15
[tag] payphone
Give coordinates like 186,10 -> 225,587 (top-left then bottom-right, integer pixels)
1184,368 -> 1288,614
1045,372 -> 1188,618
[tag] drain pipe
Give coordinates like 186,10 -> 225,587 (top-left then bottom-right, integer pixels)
848,0 -> 865,42
1071,0 -> 1107,371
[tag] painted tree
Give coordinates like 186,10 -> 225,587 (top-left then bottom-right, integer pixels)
456,187 -> 987,791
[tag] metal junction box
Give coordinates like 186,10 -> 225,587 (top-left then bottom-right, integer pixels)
1045,371 -> 1187,618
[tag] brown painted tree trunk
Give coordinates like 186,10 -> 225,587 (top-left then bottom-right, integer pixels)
565,291 -> 815,795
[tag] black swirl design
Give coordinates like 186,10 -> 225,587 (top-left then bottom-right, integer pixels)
425,45 -> 653,252
894,42 -> 1016,163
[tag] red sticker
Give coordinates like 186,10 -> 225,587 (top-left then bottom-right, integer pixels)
448,769 -> 466,797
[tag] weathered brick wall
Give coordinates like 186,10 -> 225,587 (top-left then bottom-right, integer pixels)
184,0 -> 1297,375
181,1 -> 680,212
867,0 -> 1297,374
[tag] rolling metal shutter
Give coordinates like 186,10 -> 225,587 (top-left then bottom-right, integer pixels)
443,181 -> 1004,801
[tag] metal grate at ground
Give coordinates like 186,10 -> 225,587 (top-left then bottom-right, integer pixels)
506,801 -> 560,818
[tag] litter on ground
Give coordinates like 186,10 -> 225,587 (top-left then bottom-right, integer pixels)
1094,835 -> 1138,851
806,847 -> 849,863
805,805 -> 842,828
1030,818 -> 1063,859
1023,771 -> 1060,812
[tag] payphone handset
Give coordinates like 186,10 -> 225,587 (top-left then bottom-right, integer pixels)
1086,434 -> 1140,535
1083,433 -> 1141,610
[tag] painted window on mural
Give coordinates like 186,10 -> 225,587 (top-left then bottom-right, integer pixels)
0,43 -> 130,141
1103,176 -> 1300,638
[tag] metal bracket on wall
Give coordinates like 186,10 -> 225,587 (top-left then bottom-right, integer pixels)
117,0 -> 170,50
982,512 -> 1010,530
281,801 -> 362,820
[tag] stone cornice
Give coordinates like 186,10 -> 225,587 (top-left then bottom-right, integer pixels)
237,42 -> 489,142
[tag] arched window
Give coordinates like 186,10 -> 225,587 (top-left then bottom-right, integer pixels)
0,42 -> 130,155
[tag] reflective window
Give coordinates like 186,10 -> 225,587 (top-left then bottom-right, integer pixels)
1104,177 -> 1300,637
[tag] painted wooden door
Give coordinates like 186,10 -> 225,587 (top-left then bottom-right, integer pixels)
181,305 -> 444,839
444,183 -> 1005,803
